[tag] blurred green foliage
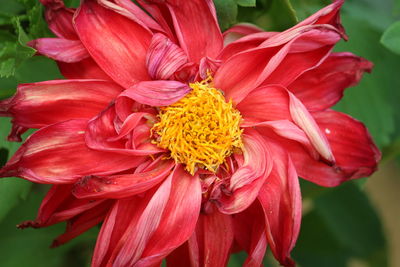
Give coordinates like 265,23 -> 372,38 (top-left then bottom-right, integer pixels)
0,0 -> 399,266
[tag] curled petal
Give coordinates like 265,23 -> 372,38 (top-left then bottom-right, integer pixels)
288,52 -> 373,111
146,34 -> 188,80
0,80 -> 123,129
121,80 -> 191,106
258,142 -> 302,267
74,0 -> 152,87
0,120 -> 145,184
199,57 -> 222,80
29,38 -> 89,63
165,0 -> 223,63
40,0 -> 78,39
215,129 -> 272,214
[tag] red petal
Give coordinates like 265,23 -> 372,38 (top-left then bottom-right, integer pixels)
0,80 -> 123,129
74,0 -> 152,87
223,23 -> 264,46
57,58 -> 112,80
93,165 -> 201,266
258,142 -> 302,267
233,201 -> 267,267
85,105 -> 164,155
166,0 -> 223,63
40,0 -> 78,39
121,80 -> 191,106
215,129 -> 272,214
29,38 -> 89,63
73,158 -> 174,199
215,25 -> 341,104
51,201 -> 113,247
288,52 -> 373,111
146,33 -> 188,80
280,110 -> 380,187
0,120 -> 145,183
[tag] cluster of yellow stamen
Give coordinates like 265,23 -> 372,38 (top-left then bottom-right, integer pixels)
152,77 -> 243,175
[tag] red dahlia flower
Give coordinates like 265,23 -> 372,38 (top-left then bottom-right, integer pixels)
0,0 -> 380,266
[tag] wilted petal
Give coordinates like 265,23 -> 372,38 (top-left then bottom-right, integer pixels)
120,80 -> 191,106
74,0 -> 152,87
288,52 -> 373,111
0,120 -> 145,184
0,80 -> 123,129
258,142 -> 302,267
165,0 -> 223,63
146,34 -> 188,80
29,38 -> 89,63
51,201 -> 113,247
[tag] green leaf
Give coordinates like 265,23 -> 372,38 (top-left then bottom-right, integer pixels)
381,21 -> 400,55
265,0 -> 298,31
0,188 -> 97,267
236,0 -> 256,7
214,0 -> 238,31
294,182 -> 387,266
314,182 -> 387,264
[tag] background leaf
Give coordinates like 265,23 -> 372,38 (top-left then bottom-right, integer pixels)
381,21 -> 400,55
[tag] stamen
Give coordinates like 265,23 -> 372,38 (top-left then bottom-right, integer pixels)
152,77 -> 243,175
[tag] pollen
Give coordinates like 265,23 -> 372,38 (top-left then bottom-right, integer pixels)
152,77 -> 243,175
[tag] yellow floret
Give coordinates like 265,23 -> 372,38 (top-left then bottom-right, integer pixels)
152,77 -> 243,175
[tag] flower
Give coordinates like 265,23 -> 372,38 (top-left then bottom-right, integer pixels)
0,0 -> 380,266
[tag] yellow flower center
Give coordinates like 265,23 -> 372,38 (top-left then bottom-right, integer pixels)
152,77 -> 243,175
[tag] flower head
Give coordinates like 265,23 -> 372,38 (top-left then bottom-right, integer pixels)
0,0 -> 380,266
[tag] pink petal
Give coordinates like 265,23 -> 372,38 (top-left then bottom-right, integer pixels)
288,52 -> 373,111
215,129 -> 272,214
214,25 -> 341,104
289,92 -> 334,162
0,119 -> 146,184
29,38 -> 89,63
146,34 -> 188,80
40,0 -> 78,39
165,0 -> 223,63
233,201 -> 267,267
73,158 -> 175,199
57,58 -> 112,80
0,80 -> 123,129
258,142 -> 302,267
223,23 -> 264,46
74,0 -> 152,87
93,165 -> 201,266
120,80 -> 191,106
98,0 -> 164,33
